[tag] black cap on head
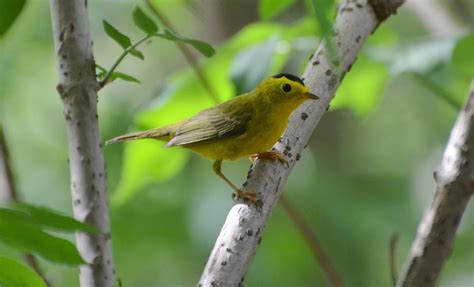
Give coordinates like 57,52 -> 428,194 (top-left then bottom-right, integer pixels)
272,73 -> 305,86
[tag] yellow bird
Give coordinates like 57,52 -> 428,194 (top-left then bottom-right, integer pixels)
107,74 -> 318,204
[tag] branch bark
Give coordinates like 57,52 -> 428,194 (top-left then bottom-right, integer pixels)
397,82 -> 474,287
49,1 -> 115,286
198,0 -> 405,285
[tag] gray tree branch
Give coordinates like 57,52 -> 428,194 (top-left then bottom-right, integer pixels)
198,0 -> 405,285
397,81 -> 474,287
49,1 -> 115,286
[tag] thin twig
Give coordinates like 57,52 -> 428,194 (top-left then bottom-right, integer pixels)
146,0 -> 220,104
389,233 -> 399,287
0,125 -> 51,287
98,34 -> 154,89
280,196 -> 343,287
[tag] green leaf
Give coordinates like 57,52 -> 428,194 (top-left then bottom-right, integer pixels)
331,54 -> 388,116
452,34 -> 474,76
8,202 -> 98,234
103,20 -> 132,49
259,0 -> 295,20
230,35 -> 280,94
133,7 -> 158,34
0,256 -> 47,287
0,217 -> 84,265
310,0 -> 338,65
157,29 -> 215,57
130,49 -> 145,60
110,71 -> 141,84
103,20 -> 144,60
0,0 -> 26,37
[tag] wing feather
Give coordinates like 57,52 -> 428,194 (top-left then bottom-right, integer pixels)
165,100 -> 252,147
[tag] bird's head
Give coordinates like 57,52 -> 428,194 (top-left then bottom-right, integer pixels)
258,73 -> 319,106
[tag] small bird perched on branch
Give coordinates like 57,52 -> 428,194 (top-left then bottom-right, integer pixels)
107,73 -> 318,205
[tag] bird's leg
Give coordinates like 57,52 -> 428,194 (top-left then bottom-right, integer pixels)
250,151 -> 289,167
212,160 -> 260,206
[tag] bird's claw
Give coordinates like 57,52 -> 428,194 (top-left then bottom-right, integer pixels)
232,190 -> 263,207
250,151 -> 289,168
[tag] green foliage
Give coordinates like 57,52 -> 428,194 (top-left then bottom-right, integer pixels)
8,202 -> 98,233
0,256 -> 47,287
0,0 -> 26,37
103,20 -> 145,60
452,34 -> 474,77
0,203 -> 97,265
133,7 -> 158,34
156,29 -> 215,57
259,0 -> 295,20
310,0 -> 337,64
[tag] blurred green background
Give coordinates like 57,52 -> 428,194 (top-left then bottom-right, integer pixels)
1,0 -> 473,286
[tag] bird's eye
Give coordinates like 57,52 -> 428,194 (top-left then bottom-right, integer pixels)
281,83 -> 292,93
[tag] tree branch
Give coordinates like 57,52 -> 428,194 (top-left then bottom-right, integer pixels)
198,0 -> 405,285
49,1 -> 115,286
397,81 -> 474,287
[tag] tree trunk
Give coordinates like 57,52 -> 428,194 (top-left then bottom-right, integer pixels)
49,1 -> 115,286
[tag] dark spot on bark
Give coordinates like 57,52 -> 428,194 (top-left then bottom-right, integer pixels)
104,232 -> 111,240
283,150 -> 288,155
73,199 -> 81,206
356,3 -> 363,8
221,261 -> 227,266
112,269 -> 116,274
326,104 -> 331,111
257,236 -> 262,245
285,145 -> 291,151
69,23 -> 74,32
312,60 -> 320,66
433,171 -> 438,180
277,137 -> 282,143
301,112 -> 308,120
92,173 -> 95,179
63,72 -> 69,77
99,172 -> 103,177
326,69 -> 332,76
107,259 -> 111,265
238,235 -> 244,240
76,120 -> 81,127
246,229 -> 253,236
276,177 -> 282,193
84,0 -> 88,8
243,181 -> 248,187
296,153 -> 301,161
60,64 -> 63,69
59,28 -> 65,42
211,281 -> 217,287
96,244 -> 100,251
453,214 -> 461,225
220,242 -> 225,247
61,54 -> 67,59
226,248 -> 232,253
288,152 -> 292,158
256,228 -> 261,236
356,35 -> 361,43
347,63 -> 353,72
328,74 -> 338,90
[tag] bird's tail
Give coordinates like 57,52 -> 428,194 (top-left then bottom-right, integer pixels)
106,125 -> 176,145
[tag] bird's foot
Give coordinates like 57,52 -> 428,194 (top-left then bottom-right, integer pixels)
250,151 -> 289,167
232,190 -> 263,207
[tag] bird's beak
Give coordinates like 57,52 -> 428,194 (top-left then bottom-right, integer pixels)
305,92 -> 319,100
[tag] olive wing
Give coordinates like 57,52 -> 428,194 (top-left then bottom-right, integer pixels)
165,104 -> 252,147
